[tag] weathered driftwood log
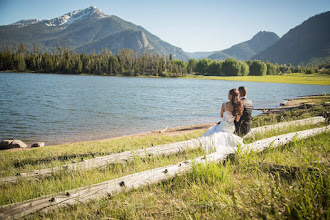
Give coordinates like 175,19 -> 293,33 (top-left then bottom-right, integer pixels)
244,116 -> 325,138
0,117 -> 325,184
0,139 -> 200,184
242,125 -> 329,153
0,125 -> 328,219
0,152 -> 227,220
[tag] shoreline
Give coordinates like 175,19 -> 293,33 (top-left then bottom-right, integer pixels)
254,94 -> 329,114
5,94 -> 328,150
182,73 -> 330,86
48,94 -> 330,146
48,122 -> 214,147
1,71 -> 330,86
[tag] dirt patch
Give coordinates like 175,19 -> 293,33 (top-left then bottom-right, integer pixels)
150,123 -> 214,136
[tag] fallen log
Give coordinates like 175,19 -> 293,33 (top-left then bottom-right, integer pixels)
244,116 -> 325,138
0,152 -> 227,220
0,139 -> 200,184
0,117 -> 325,184
0,125 -> 328,219
242,125 -> 329,153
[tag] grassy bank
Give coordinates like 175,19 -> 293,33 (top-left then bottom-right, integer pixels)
0,131 -> 206,177
0,98 -> 329,218
182,73 -> 330,85
28,131 -> 329,219
0,103 -> 328,178
0,121 -> 326,207
0,148 -> 206,206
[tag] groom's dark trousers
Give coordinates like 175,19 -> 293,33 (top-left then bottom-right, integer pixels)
235,97 -> 253,136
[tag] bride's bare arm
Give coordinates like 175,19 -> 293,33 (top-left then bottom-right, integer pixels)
220,103 -> 224,118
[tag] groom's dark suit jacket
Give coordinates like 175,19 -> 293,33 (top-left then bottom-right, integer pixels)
235,97 -> 253,136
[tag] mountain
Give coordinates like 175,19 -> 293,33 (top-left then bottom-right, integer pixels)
0,6 -> 189,60
11,19 -> 43,27
76,29 -> 152,53
185,51 -> 216,60
208,31 -> 280,61
253,11 -> 330,65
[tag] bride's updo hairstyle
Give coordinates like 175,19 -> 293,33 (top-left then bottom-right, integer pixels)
229,89 -> 243,117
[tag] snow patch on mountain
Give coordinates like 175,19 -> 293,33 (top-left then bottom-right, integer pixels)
9,6 -> 108,28
45,6 -> 108,26
11,19 -> 43,27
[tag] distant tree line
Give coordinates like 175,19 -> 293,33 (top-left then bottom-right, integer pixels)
0,43 -> 187,77
0,43 -> 329,76
191,58 -> 330,76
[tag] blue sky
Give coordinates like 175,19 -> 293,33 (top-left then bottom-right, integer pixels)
0,0 -> 329,52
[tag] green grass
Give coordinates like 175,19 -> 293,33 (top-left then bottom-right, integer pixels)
27,132 -> 329,220
182,73 -> 330,85
0,131 -> 205,177
0,103 -> 328,219
1,121 -> 326,207
251,104 -> 330,127
1,104 -> 328,178
0,148 -> 206,206
243,122 -> 327,144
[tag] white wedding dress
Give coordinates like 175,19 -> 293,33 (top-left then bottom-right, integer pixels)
199,111 -> 243,154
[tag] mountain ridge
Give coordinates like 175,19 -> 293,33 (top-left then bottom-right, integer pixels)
252,11 -> 330,65
0,6 -> 189,60
207,31 -> 280,61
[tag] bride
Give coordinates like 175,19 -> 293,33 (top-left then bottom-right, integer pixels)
199,88 -> 244,154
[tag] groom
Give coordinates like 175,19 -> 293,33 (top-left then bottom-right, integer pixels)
235,86 -> 253,136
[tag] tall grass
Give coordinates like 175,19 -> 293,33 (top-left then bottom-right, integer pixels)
28,132 -> 329,219
4,120 -> 323,206
0,148 -> 206,206
251,104 -> 329,127
244,122 -> 327,143
0,131 -> 205,177
1,101 -> 329,219
1,102 -> 328,177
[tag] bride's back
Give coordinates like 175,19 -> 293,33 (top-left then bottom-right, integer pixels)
224,102 -> 234,113
222,102 -> 236,124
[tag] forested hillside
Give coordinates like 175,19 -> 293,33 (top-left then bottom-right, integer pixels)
253,11 -> 330,65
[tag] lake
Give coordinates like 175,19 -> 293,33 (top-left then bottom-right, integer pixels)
0,72 -> 329,145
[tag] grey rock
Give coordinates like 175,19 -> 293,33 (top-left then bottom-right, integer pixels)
31,142 -> 45,148
0,140 -> 13,150
8,140 -> 27,149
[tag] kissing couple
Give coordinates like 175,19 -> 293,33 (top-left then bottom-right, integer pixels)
199,86 -> 253,153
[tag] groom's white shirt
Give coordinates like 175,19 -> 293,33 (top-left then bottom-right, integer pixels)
240,96 -> 246,100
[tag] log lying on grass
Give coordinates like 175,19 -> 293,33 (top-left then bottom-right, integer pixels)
0,125 -> 328,219
0,152 -> 227,220
242,125 -> 329,153
244,116 -> 325,138
0,139 -> 200,184
0,116 -> 325,184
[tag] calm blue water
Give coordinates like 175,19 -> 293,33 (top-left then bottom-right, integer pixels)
0,73 -> 329,145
